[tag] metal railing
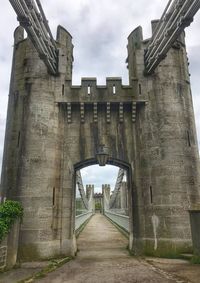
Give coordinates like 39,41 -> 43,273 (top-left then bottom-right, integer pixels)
144,0 -> 200,74
109,169 -> 125,209
75,170 -> 94,232
75,211 -> 93,231
9,0 -> 58,74
104,210 -> 129,232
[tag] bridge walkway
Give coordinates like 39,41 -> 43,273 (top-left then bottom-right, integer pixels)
39,213 -> 178,283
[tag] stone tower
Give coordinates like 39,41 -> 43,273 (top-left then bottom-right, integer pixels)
1,19 -> 200,260
1,25 -> 75,259
127,23 -> 200,256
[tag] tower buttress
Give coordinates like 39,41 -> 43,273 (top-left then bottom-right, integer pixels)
127,24 -> 200,256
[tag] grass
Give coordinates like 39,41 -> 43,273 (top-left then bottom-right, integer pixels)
191,255 -> 200,264
17,257 -> 72,283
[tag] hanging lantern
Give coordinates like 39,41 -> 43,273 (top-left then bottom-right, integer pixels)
96,144 -> 109,166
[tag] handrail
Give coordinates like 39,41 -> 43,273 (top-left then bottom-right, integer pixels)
75,211 -> 93,231
75,211 -> 92,219
105,210 -> 129,232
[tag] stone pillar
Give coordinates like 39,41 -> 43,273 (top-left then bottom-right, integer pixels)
86,184 -> 94,200
127,24 -> 200,256
6,219 -> 20,269
0,219 -> 20,270
0,26 -> 25,199
86,185 -> 95,213
102,184 -> 110,212
120,182 -> 128,212
189,209 -> 200,256
1,25 -> 75,260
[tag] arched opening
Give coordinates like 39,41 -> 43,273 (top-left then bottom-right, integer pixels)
73,158 -> 134,253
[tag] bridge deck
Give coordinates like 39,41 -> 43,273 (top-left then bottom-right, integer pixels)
39,214 -> 178,282
77,213 -> 128,260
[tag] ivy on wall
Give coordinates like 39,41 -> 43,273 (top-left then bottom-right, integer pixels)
0,200 -> 23,242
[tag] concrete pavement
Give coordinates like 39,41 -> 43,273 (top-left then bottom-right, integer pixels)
37,214 -> 185,283
1,214 -> 199,283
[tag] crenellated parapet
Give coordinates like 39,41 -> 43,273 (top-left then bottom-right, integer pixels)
59,77 -> 137,102
56,77 -> 147,124
86,184 -> 94,200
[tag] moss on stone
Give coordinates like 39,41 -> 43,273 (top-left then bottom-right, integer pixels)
18,244 -> 40,261
144,239 -> 193,258
191,255 -> 200,264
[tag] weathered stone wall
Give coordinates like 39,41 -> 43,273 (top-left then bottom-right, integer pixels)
0,220 -> 20,270
127,23 -> 200,256
189,210 -> 200,256
0,26 -> 75,260
1,20 -> 200,261
0,241 -> 7,270
58,77 -> 137,253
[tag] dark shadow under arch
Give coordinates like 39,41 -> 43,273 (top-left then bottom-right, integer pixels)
74,157 -> 131,172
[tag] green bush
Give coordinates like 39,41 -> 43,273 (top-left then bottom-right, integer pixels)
95,202 -> 101,210
0,200 -> 23,241
191,255 -> 200,264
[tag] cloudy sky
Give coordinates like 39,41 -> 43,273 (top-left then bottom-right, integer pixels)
0,1 -> 200,192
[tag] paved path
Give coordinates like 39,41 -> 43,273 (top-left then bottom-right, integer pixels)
38,214 -> 183,283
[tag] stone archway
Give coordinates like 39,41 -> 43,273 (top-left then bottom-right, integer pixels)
1,23 -> 200,261
73,157 -> 135,252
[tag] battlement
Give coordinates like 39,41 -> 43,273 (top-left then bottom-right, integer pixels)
70,77 -> 134,97
86,185 -> 94,190
86,185 -> 94,199
70,77 -> 133,90
102,184 -> 111,190
56,77 -> 140,104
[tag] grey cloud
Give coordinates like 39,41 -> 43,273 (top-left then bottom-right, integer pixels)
41,0 -> 170,85
81,165 -> 120,192
188,46 -> 200,77
187,45 -> 200,148
1,1 -> 200,182
0,117 -> 6,171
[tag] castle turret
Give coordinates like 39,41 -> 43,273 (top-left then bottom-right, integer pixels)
1,25 -> 75,260
127,23 -> 200,256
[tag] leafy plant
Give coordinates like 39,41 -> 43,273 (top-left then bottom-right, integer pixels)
95,202 -> 101,210
0,200 -> 23,241
191,255 -> 200,264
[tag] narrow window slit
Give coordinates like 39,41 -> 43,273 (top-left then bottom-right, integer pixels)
150,186 -> 153,204
87,85 -> 91,95
53,187 -> 56,206
187,131 -> 191,147
139,84 -> 142,95
17,131 -> 21,147
113,85 -> 116,95
62,84 -> 65,96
